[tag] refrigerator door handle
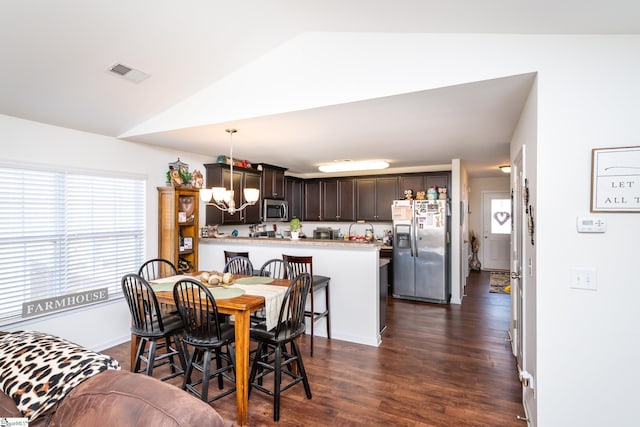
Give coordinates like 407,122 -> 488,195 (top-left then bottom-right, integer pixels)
412,212 -> 418,258
410,224 -> 415,257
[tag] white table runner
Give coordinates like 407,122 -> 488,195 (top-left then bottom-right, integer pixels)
233,284 -> 287,330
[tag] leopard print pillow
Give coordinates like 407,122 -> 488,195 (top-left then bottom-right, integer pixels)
0,331 -> 120,421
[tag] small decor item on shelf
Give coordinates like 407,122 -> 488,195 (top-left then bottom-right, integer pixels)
190,170 -> 204,188
415,191 -> 426,200
178,195 -> 195,220
200,225 -> 218,238
438,187 -> 448,200
167,158 -> 192,187
404,189 -> 413,200
168,169 -> 183,187
183,237 -> 193,250
427,186 -> 438,200
177,258 -> 193,273
289,217 -> 302,240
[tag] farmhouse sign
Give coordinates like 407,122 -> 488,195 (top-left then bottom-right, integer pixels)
22,288 -> 109,317
591,146 -> 640,212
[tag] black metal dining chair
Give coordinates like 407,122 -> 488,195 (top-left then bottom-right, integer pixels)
121,273 -> 186,381
223,256 -> 254,276
282,254 -> 331,357
248,273 -> 313,421
173,278 -> 236,403
224,250 -> 249,264
259,258 -> 288,279
138,258 -> 178,281
245,258 -> 289,327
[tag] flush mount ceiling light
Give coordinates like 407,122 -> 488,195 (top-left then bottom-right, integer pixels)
499,165 -> 511,174
318,160 -> 390,173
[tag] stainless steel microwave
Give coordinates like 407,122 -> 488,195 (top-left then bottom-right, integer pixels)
263,199 -> 288,222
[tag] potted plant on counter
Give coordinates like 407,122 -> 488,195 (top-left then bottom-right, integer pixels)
289,217 -> 301,240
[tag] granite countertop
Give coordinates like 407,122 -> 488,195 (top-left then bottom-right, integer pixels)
201,236 -> 383,248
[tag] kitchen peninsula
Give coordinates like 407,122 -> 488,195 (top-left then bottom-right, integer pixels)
199,237 -> 383,346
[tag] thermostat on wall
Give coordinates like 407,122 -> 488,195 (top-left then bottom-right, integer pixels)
577,216 -> 607,233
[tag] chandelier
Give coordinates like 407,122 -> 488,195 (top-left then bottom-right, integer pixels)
199,129 -> 260,214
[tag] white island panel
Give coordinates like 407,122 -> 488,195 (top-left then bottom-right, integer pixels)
199,238 -> 381,347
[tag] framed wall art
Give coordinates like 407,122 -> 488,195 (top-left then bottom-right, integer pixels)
591,146 -> 640,212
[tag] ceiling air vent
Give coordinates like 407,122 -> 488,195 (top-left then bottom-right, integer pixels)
110,63 -> 132,76
107,63 -> 150,84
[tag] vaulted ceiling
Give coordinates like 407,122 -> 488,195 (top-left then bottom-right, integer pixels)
2,1 -> 639,177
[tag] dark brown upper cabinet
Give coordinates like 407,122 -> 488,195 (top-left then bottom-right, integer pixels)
303,180 -> 321,221
285,177 -> 304,221
321,178 -> 355,222
356,176 -> 398,221
260,164 -> 287,199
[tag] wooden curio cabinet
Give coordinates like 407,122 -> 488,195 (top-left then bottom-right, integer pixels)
158,187 -> 199,273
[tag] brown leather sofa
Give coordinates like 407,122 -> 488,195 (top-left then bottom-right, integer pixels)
0,332 -> 230,427
0,369 -> 230,427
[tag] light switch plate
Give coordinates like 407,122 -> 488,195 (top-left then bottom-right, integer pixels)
570,268 -> 597,290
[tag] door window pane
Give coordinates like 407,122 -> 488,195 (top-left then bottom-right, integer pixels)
491,199 -> 511,234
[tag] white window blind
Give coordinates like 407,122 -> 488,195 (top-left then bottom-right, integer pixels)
0,165 -> 145,325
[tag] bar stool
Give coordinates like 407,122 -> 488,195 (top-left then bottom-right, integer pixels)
282,254 -> 331,357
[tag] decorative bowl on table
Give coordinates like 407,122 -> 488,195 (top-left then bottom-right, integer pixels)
198,271 -> 233,287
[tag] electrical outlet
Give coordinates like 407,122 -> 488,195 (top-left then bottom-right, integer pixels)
570,268 -> 597,290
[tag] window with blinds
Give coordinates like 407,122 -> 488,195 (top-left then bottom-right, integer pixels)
0,165 -> 145,326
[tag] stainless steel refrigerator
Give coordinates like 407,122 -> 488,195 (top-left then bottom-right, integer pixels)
392,199 -> 450,303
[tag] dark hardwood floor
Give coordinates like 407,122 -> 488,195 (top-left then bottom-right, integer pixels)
103,270 -> 524,426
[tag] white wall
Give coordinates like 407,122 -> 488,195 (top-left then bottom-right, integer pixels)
449,159 -> 463,304
510,78 -> 538,426
533,38 -> 639,427
0,114 -> 212,350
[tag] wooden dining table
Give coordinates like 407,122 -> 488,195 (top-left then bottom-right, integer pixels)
130,275 -> 290,426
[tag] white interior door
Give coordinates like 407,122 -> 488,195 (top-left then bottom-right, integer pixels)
481,191 -> 511,270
